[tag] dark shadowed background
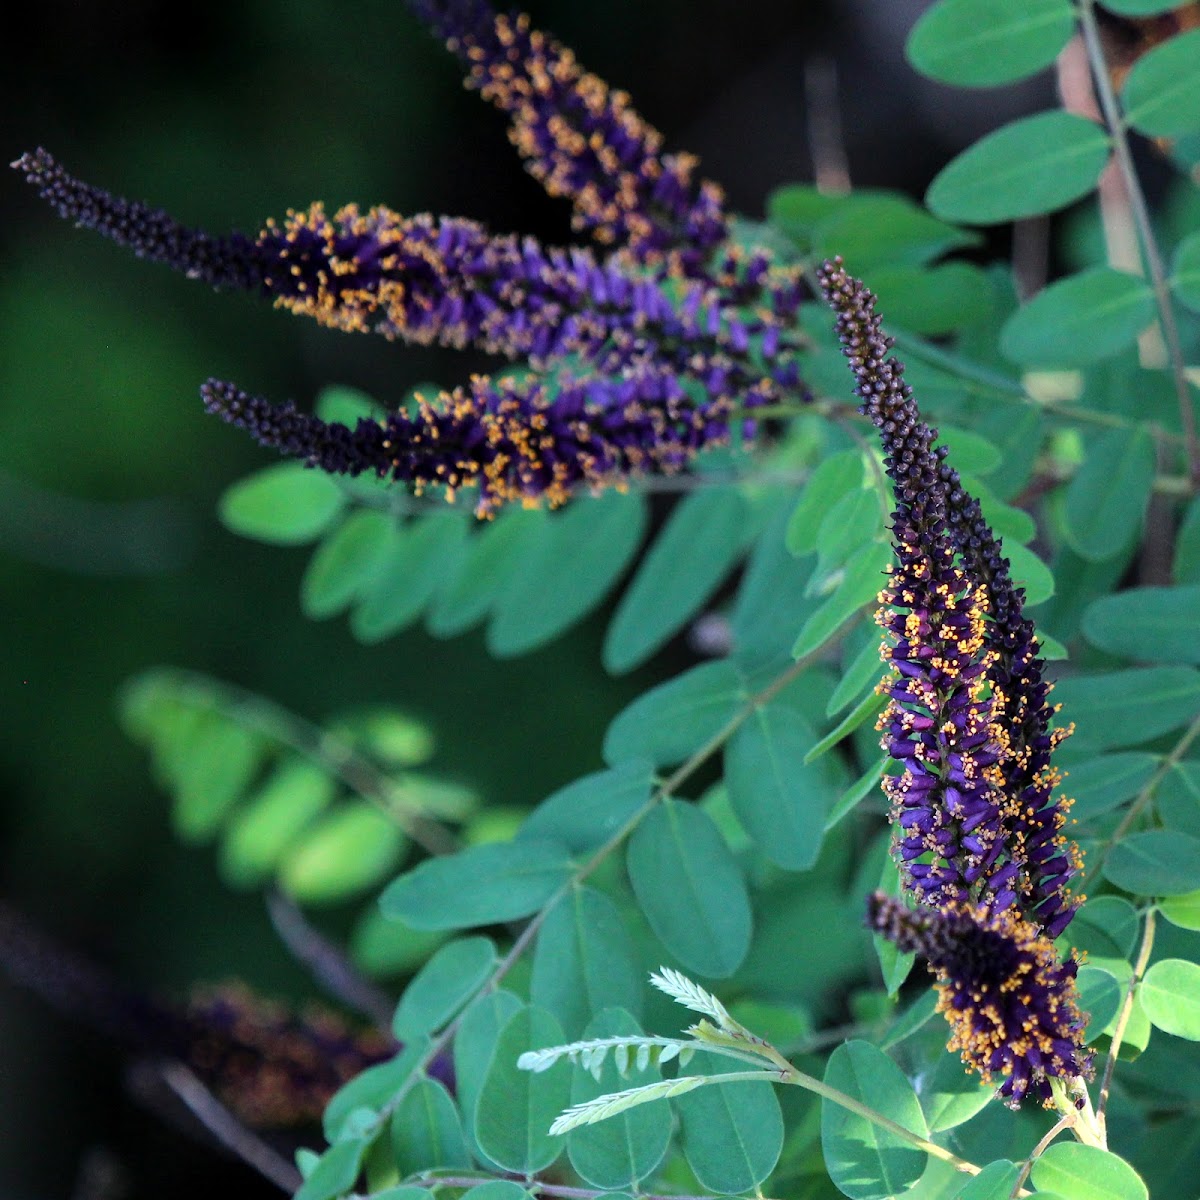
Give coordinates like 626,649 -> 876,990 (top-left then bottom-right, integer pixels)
0,2 -> 1054,1195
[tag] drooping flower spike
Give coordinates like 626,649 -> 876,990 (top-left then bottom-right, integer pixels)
867,892 -> 1091,1108
818,257 -> 1080,938
202,362 -> 746,516
407,0 -> 727,271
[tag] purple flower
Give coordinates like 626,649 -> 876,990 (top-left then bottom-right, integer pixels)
408,0 -> 727,271
818,257 -> 1080,936
201,361 -> 740,516
866,892 -> 1091,1108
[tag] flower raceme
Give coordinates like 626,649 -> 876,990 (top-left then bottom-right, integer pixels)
818,257 -> 1080,942
867,893 -> 1091,1108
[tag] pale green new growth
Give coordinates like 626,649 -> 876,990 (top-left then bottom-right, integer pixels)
546,1075 -> 711,1136
517,1035 -> 694,1080
649,965 -> 744,1033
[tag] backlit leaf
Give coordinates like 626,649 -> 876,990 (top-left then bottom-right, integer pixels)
218,463 -> 345,545
279,803 -> 405,904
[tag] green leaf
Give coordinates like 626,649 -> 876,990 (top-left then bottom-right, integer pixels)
873,857 -> 915,996
1139,958 -> 1200,1039
1159,889 -> 1200,931
322,1040 -> 429,1141
814,487 -> 882,579
725,704 -> 839,870
917,1050 -> 994,1133
170,718 -> 263,843
1000,268 -> 1154,368
380,840 -> 574,930
626,799 -> 752,978
390,1077 -> 471,1175
315,384 -> 381,425
352,512 -> 468,643
1077,965 -> 1124,1043
1030,1144 -> 1148,1200
1068,896 -> 1140,960
1083,585 -> 1200,664
864,263 -> 992,335
1103,830 -> 1200,896
218,463 -> 345,545
1102,0 -> 1183,11
393,937 -> 497,1040
1055,667 -> 1200,752
805,689 -> 884,763
935,425 -> 1003,476
293,1139 -> 366,1200
475,1007 -> 571,1173
675,1057 -> 784,1195
1158,759 -> 1200,834
566,1009 -> 672,1189
426,507 -> 546,638
906,0 -> 1075,87
279,803 -> 405,904
455,989 -> 524,1158
1066,753 -> 1158,822
488,493 -> 647,657
1063,427 -> 1156,561
603,660 -> 743,768
926,111 -> 1110,224
1174,493 -> 1200,583
519,762 -> 653,854
811,192 -> 978,270
1122,29 -> 1200,139
531,887 -> 643,1039
825,755 -> 887,833
350,908 -> 445,979
1171,231 -> 1200,313
949,1160 -> 1021,1199
1004,541 -> 1055,606
821,1040 -> 928,1200
827,631 -> 885,716
792,540 -> 891,660
301,509 -> 395,620
462,1185 -> 531,1200
219,759 -> 335,887
786,450 -> 863,556
603,488 -> 748,673
766,184 -> 843,248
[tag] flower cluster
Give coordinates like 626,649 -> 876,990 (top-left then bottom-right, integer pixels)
866,894 -> 1090,1108
14,0 -> 813,515
819,257 -> 1089,1106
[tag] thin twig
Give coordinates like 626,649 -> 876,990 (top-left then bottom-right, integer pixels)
152,1062 -> 302,1193
1010,1113 -> 1076,1198
1077,0 -> 1200,488
265,888 -> 395,1033
1097,907 -> 1157,1140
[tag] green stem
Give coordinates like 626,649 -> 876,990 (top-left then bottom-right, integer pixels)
1097,908 -> 1157,1140
1076,0 -> 1200,488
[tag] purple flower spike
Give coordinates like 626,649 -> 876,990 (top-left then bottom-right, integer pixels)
866,893 -> 1092,1108
818,256 -> 1082,937
201,363 -> 737,516
409,0 -> 727,270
